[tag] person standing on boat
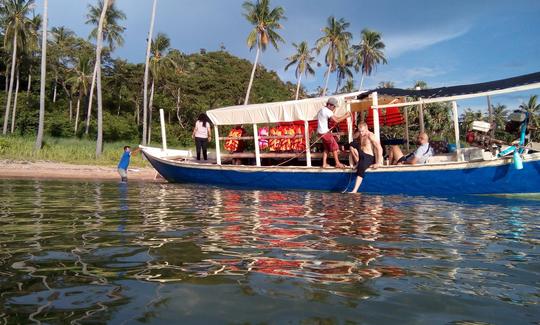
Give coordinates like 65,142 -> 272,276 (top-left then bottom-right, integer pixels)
317,97 -> 351,168
192,113 -> 212,161
350,122 -> 383,193
389,132 -> 433,165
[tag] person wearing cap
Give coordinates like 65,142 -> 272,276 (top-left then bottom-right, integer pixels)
317,97 -> 351,168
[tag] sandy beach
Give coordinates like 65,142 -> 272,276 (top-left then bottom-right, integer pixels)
0,160 -> 160,182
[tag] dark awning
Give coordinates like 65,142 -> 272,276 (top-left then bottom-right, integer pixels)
358,71 -> 540,100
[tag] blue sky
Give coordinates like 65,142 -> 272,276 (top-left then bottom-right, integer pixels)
36,0 -> 540,112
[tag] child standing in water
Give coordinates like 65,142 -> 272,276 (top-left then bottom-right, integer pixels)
117,146 -> 140,182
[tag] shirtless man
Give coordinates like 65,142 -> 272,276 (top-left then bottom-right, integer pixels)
350,122 -> 383,193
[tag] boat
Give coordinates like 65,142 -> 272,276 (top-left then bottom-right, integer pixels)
142,72 -> 540,195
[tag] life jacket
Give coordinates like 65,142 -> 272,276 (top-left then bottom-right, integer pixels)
224,128 -> 243,152
269,127 -> 281,152
281,126 -> 295,151
293,125 -> 305,152
258,127 -> 269,150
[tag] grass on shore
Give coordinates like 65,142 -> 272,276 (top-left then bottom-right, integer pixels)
0,135 -> 156,167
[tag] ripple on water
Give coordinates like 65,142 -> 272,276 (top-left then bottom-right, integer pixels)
0,179 -> 539,324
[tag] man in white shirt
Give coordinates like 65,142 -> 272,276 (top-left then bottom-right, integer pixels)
317,97 -> 351,168
389,132 -> 434,165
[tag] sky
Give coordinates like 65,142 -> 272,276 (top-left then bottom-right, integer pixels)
35,0 -> 540,113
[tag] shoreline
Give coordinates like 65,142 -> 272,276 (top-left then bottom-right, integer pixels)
0,160 -> 160,182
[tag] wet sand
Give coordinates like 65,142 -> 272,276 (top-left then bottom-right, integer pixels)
0,160 -> 160,182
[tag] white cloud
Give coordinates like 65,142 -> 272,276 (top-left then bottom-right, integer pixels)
384,25 -> 471,58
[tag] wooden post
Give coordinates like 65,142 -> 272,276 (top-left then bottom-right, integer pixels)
253,123 -> 261,166
487,95 -> 494,138
372,92 -> 380,143
346,102 -> 353,143
304,120 -> 311,167
404,103 -> 410,152
346,102 -> 354,167
214,125 -> 221,165
452,101 -> 462,161
159,109 -> 167,151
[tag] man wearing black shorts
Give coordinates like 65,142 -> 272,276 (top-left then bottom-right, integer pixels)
350,122 -> 383,193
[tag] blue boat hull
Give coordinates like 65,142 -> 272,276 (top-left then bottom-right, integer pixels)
143,151 -> 540,195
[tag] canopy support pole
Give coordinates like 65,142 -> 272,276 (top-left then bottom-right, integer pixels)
419,101 -> 425,134
253,123 -> 261,166
304,120 -> 312,167
404,102 -> 410,152
346,102 -> 354,167
452,101 -> 462,161
372,92 -> 380,143
214,125 -> 221,165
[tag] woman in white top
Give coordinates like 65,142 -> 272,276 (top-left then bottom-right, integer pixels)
192,113 -> 212,160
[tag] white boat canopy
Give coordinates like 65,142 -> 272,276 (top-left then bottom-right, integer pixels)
206,91 -> 365,126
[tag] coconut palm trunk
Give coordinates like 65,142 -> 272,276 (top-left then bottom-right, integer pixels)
295,73 -> 303,100
143,0 -> 158,145
175,88 -> 183,127
27,73 -> 31,93
3,32 -> 18,135
74,95 -> 81,132
322,64 -> 331,97
4,65 -> 9,93
85,63 -> 98,135
52,74 -> 57,102
244,45 -> 260,105
359,74 -> 365,91
95,0 -> 109,156
10,70 -> 20,133
147,78 -> 155,144
35,0 -> 48,150
69,99 -> 73,121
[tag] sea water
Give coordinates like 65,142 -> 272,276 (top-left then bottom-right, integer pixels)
0,179 -> 538,324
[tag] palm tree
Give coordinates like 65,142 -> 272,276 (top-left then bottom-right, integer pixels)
142,0 -> 158,145
22,13 -> 41,94
284,41 -> 317,100
520,95 -> 540,140
339,78 -> 355,93
315,16 -> 351,96
86,0 -> 126,51
242,0 -> 286,104
50,26 -> 75,103
413,80 -> 428,90
1,0 -> 34,135
378,81 -> 395,88
13,12 -> 40,134
460,108 -> 484,134
491,103 -> 508,132
93,0 -> 110,156
34,0 -> 47,150
84,0 -> 126,135
67,51 -> 92,133
147,32 -> 176,144
353,28 -> 387,90
334,48 -> 354,93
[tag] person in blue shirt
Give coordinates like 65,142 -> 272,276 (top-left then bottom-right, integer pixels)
117,146 -> 140,182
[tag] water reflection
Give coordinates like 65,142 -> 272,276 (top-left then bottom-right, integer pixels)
0,179 -> 538,324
